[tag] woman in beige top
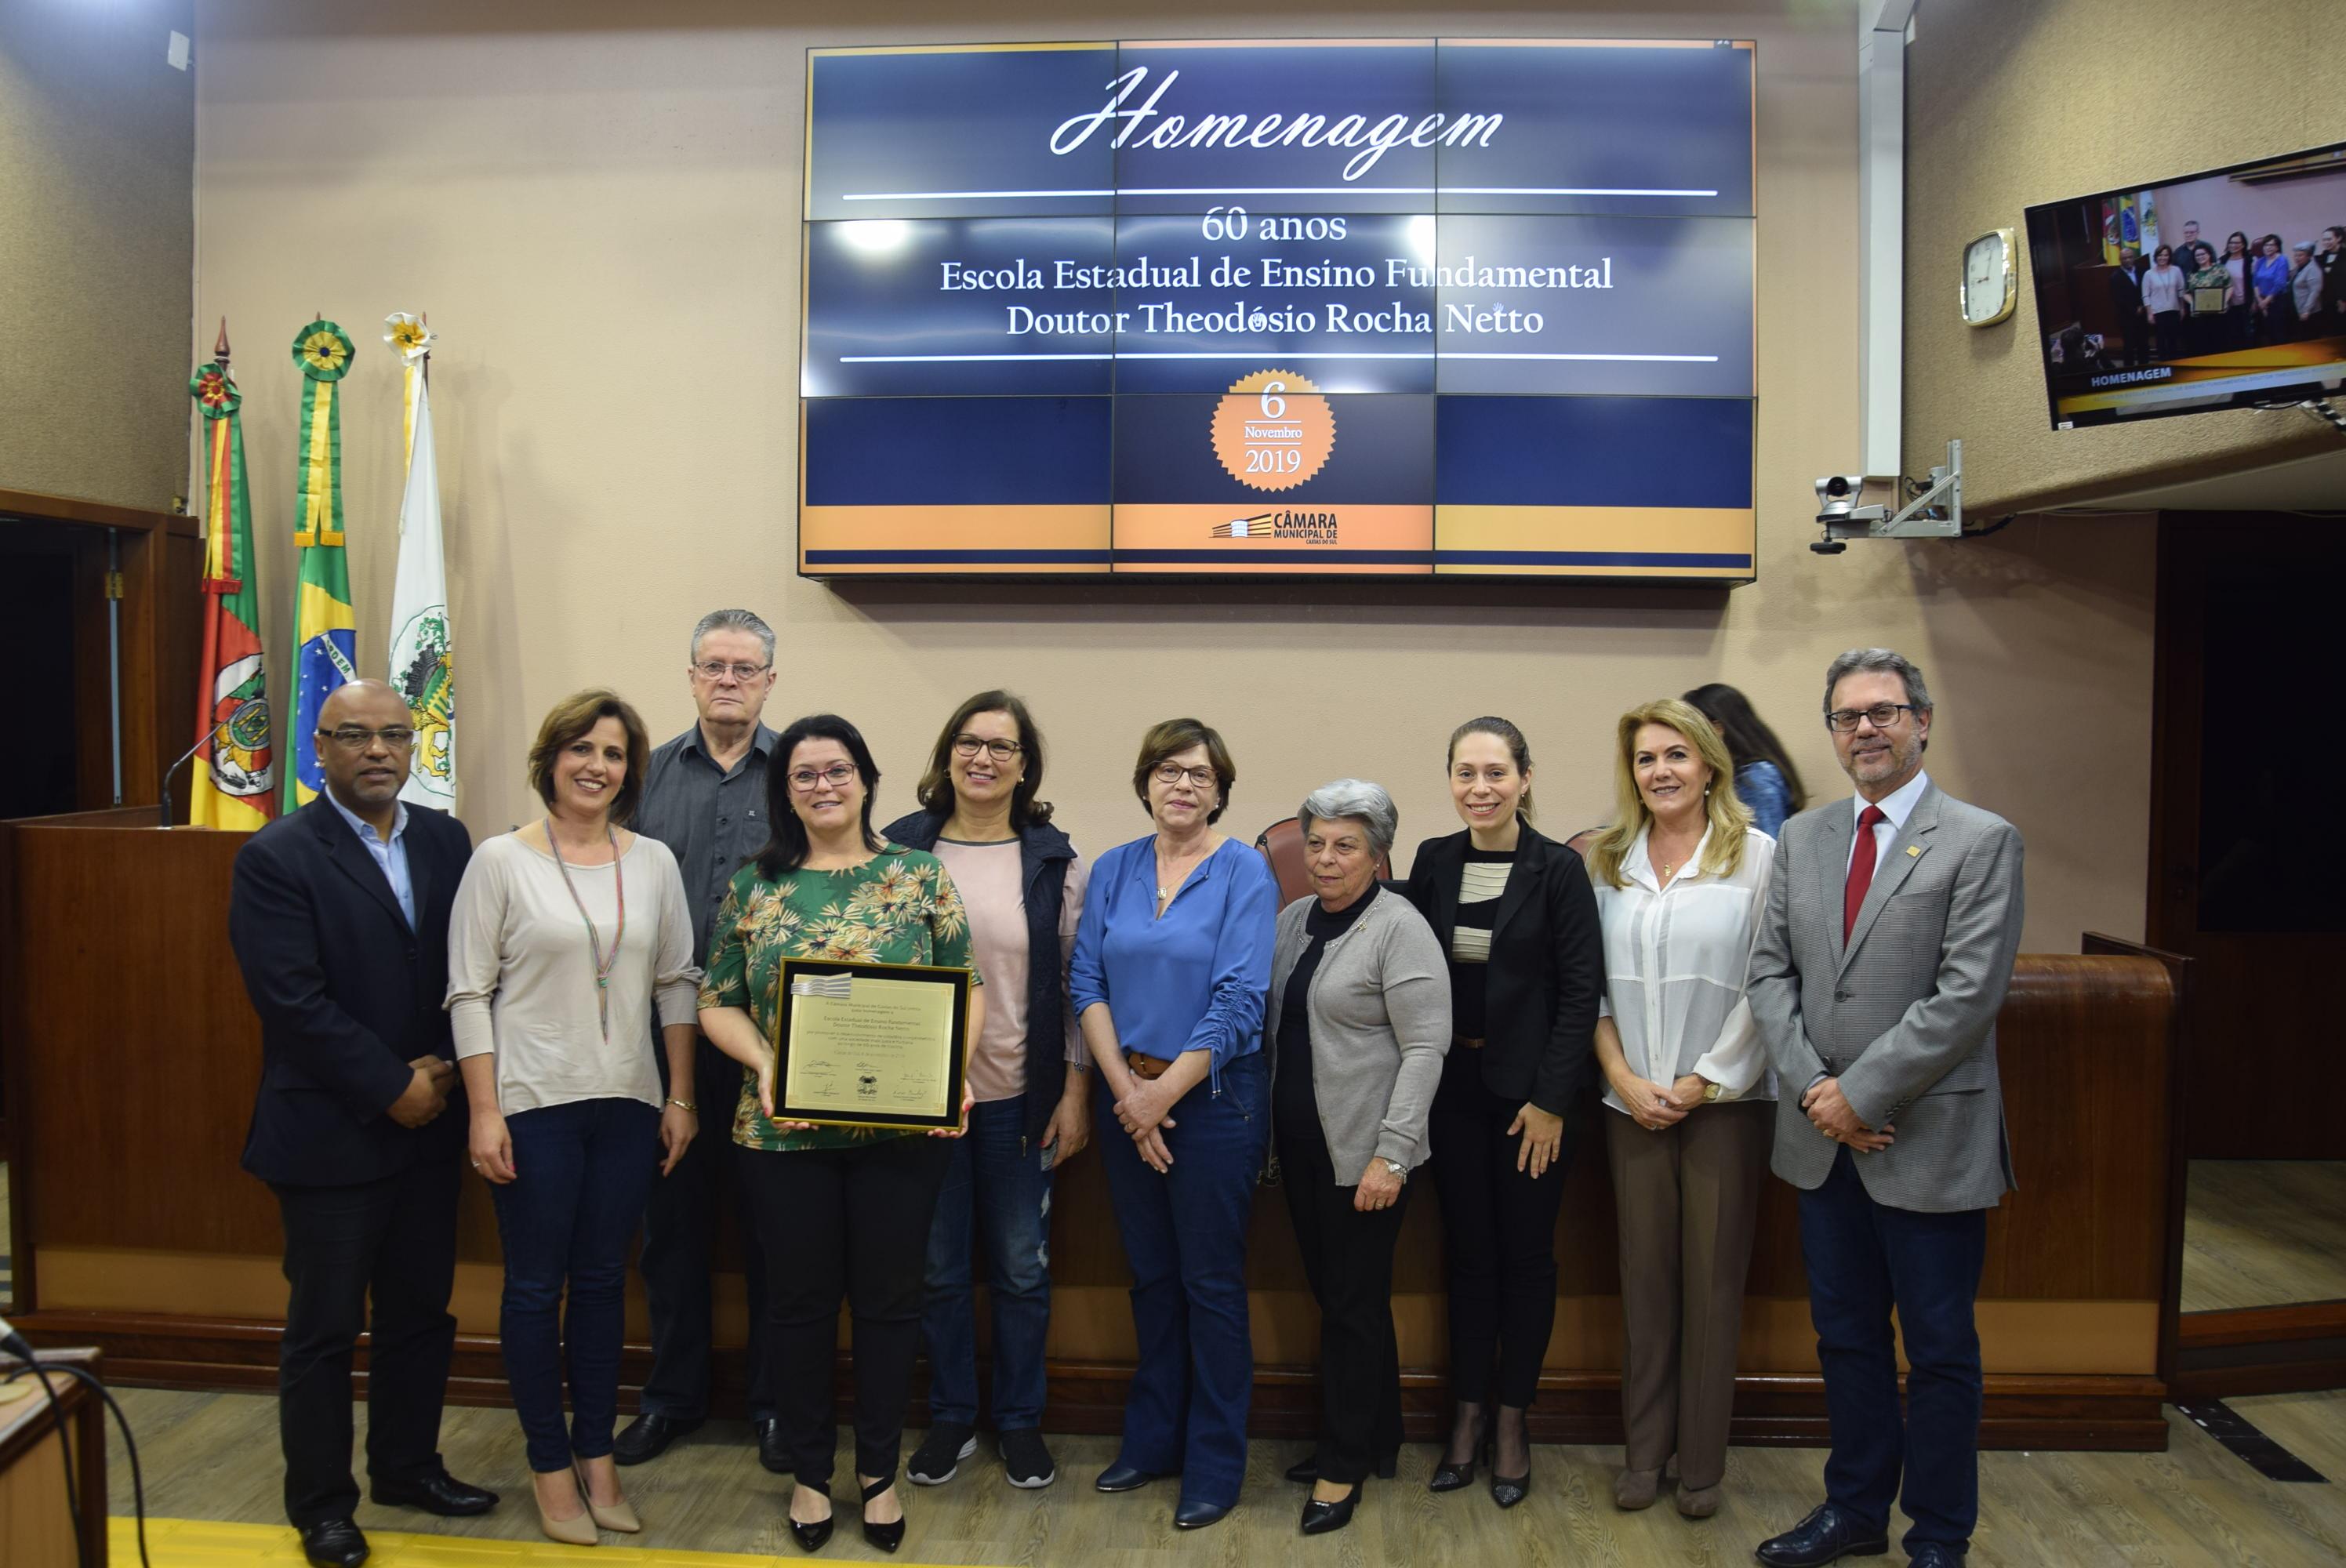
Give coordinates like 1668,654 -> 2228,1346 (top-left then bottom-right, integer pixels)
445,690 -> 700,1545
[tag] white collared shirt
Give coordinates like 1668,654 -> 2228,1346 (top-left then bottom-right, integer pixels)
1592,822 -> 1778,1109
1847,768 -> 1930,881
326,790 -> 415,928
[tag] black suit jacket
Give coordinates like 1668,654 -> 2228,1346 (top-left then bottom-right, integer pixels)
1401,821 -> 1603,1115
2108,264 -> 2143,318
231,798 -> 474,1187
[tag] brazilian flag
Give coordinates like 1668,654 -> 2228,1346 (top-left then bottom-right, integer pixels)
285,319 -> 359,810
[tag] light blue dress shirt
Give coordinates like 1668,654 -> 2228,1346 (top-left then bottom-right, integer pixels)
327,791 -> 416,929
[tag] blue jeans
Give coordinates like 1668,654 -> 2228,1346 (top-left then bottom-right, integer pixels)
1799,1145 -> 1988,1554
1095,1052 -> 1266,1511
488,1096 -> 662,1474
921,1094 -> 1056,1430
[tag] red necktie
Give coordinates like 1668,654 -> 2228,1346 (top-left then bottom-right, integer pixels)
1843,804 -> 1887,941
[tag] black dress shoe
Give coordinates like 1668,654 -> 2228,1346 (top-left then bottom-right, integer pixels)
1095,1461 -> 1168,1492
612,1411 -> 703,1465
860,1472 -> 906,1554
1753,1503 -> 1892,1567
754,1417 -> 790,1475
370,1470 -> 498,1516
1300,1483 -> 1362,1535
1174,1498 -> 1231,1530
1490,1468 -> 1530,1509
1905,1545 -> 1964,1568
789,1490 -> 833,1554
1429,1422 -> 1491,1492
298,1519 -> 369,1568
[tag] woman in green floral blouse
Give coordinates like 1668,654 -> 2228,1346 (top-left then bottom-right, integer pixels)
699,713 -> 982,1556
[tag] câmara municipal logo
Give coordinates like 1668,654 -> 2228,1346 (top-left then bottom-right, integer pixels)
1211,510 -> 1341,541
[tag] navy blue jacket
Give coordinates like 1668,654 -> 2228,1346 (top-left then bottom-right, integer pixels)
883,808 -> 1078,1142
231,798 -> 473,1187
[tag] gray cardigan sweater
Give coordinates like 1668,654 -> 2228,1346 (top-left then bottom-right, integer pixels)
1266,887 -> 1453,1181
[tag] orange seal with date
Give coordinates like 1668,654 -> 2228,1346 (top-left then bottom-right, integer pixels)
1211,369 -> 1335,492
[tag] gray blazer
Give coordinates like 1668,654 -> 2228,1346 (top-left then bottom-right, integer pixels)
1266,887 -> 1452,1181
1747,782 -> 2025,1213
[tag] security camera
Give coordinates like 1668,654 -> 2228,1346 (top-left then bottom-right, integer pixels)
1814,475 -> 1867,518
1809,442 -> 1964,554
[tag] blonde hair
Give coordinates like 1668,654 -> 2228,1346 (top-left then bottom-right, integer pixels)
1586,699 -> 1753,889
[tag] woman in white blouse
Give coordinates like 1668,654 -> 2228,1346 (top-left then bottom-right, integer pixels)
446,690 -> 702,1545
1583,698 -> 1776,1523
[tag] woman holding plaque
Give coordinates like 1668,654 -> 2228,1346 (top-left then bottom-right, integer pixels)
883,691 -> 1092,1493
1070,717 -> 1278,1532
699,713 -> 982,1556
2184,242 -> 2229,357
446,689 -> 703,1545
1403,716 -> 1603,1511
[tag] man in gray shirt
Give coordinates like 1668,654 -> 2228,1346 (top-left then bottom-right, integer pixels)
614,608 -> 784,1469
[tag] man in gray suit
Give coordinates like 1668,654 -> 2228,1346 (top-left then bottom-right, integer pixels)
1747,648 -> 2025,1568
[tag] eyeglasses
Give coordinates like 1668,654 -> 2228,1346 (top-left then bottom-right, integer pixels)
318,725 -> 416,750
693,660 -> 771,683
1825,703 -> 1917,733
787,763 -> 858,792
1153,762 -> 1218,789
953,735 -> 1024,762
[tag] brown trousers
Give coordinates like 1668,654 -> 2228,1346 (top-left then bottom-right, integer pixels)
1603,1099 -> 1771,1489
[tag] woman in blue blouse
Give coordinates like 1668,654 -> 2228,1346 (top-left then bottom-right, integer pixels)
1070,717 -> 1277,1532
1683,683 -> 1807,839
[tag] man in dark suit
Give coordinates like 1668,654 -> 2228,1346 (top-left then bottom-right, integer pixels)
2106,245 -> 2144,365
1746,649 -> 2025,1568
231,681 -> 496,1568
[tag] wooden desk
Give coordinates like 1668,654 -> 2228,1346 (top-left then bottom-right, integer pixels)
0,808 -> 2184,1450
0,1348 -> 107,1568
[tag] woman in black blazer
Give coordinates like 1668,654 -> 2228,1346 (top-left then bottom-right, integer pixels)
1401,716 -> 1603,1510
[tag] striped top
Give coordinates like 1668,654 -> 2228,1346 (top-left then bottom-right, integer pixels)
1446,849 -> 1513,1038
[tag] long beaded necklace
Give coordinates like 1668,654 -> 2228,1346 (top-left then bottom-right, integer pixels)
545,817 -> 626,1041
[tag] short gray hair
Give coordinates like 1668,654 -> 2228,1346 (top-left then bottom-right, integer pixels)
689,608 -> 775,666
1823,647 -> 1933,720
1298,779 -> 1398,859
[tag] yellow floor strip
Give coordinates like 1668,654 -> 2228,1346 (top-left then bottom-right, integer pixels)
109,1517 -> 986,1568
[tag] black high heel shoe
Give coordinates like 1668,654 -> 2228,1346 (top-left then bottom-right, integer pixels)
788,1486 -> 833,1554
1300,1481 -> 1364,1536
860,1472 -> 906,1555
1489,1410 -> 1530,1508
1429,1425 -> 1491,1493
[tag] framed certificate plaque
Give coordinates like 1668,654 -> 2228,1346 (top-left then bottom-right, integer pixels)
769,958 -> 972,1131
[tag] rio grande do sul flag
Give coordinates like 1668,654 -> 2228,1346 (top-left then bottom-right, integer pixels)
385,330 -> 454,808
284,319 -> 359,811
186,326 -> 275,829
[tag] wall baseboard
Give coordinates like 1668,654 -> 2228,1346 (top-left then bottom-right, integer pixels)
2173,1301 -> 2346,1400
15,1308 -> 2170,1452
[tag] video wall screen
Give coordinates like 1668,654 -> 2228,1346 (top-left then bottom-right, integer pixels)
798,39 -> 1757,580
2024,141 -> 2346,430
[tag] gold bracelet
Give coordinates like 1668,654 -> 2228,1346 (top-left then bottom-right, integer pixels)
667,1097 -> 698,1112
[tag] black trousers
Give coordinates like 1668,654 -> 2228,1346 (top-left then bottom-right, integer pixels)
1276,1116 -> 1411,1485
736,1136 -> 953,1489
271,1158 -> 460,1527
640,1040 -> 772,1421
1428,1046 -> 1572,1409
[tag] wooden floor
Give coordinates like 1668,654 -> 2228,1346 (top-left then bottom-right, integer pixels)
2182,1160 -> 2346,1312
98,1386 -> 2346,1566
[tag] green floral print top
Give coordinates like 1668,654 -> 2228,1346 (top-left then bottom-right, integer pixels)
700,845 -> 981,1152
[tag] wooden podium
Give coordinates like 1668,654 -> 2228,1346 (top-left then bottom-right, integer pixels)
0,805 -> 2188,1450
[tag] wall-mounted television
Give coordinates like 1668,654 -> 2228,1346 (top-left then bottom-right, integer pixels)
797,38 -> 1758,582
2023,142 -> 2346,430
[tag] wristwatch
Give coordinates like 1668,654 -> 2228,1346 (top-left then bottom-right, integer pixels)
1701,1080 -> 1723,1103
1382,1158 -> 1407,1181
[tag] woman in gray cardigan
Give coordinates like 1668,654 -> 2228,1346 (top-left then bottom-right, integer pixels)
1268,779 -> 1451,1537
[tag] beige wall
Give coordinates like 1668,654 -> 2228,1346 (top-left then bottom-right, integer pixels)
193,0 -> 2155,952
1,0 -> 195,508
1903,0 -> 2346,514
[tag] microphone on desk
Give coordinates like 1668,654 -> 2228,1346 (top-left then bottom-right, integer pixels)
0,1314 -> 33,1361
158,719 -> 230,827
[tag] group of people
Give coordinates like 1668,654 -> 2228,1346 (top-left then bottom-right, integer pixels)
2108,218 -> 2344,363
230,611 -> 2024,1568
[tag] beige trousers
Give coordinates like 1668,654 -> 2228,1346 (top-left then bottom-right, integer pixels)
1603,1098 -> 1771,1490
